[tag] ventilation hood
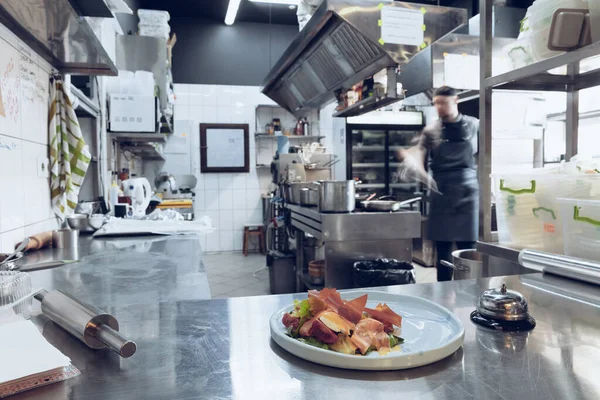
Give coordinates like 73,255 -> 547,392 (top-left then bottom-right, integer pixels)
261,0 -> 467,115
0,0 -> 117,76
401,6 -> 527,107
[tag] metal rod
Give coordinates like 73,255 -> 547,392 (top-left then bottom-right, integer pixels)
95,325 -> 137,358
519,249 -> 600,286
565,63 -> 580,161
478,0 -> 493,242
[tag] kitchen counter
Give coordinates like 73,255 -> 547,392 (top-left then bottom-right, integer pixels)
286,203 -> 421,289
22,235 -> 211,306
11,246 -> 600,399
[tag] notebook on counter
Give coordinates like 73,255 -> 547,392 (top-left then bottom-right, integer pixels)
0,314 -> 80,398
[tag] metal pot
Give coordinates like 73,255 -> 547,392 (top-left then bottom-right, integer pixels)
299,188 -> 318,206
317,180 -> 356,213
288,182 -> 319,204
440,249 -> 484,280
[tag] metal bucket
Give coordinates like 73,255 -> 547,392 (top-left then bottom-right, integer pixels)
441,249 -> 484,280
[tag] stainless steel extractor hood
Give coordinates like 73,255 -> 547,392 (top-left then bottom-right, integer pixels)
401,6 -> 527,106
261,0 -> 467,115
0,0 -> 117,76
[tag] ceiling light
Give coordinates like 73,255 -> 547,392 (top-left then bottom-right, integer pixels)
249,0 -> 301,5
225,0 -> 242,25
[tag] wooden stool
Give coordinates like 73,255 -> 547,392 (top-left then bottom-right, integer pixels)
243,224 -> 265,256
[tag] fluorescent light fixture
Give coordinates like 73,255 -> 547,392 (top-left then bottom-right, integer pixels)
225,0 -> 242,25
249,0 -> 301,5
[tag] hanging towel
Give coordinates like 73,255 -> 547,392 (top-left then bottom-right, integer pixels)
49,77 -> 91,221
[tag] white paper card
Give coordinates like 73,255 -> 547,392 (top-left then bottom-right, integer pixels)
0,320 -> 71,384
381,8 -> 424,46
443,54 -> 480,90
206,128 -> 245,168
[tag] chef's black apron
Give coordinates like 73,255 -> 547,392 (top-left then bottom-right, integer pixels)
426,115 -> 479,242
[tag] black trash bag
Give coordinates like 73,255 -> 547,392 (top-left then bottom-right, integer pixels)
353,258 -> 416,288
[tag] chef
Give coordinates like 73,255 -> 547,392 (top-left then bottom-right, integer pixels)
398,86 -> 479,281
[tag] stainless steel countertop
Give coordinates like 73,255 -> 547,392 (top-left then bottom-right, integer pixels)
12,250 -> 600,400
286,203 -> 421,241
21,235 -> 211,307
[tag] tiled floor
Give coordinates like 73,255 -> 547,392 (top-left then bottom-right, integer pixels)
203,252 -> 438,299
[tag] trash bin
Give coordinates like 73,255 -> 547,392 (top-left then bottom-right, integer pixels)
353,259 -> 416,288
267,251 -> 296,294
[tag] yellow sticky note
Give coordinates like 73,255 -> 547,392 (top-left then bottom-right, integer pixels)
182,133 -> 187,137
378,19 -> 382,27
420,7 -> 427,14
420,42 -> 427,49
421,24 -> 426,31
379,38 -> 385,45
378,2 -> 384,9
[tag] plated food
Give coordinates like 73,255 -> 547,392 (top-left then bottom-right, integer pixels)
282,288 -> 404,356
271,290 -> 465,370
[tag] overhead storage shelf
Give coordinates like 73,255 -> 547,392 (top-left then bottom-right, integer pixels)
485,41 -> 600,91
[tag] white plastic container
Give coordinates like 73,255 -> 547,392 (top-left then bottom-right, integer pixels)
493,173 -> 548,250
138,9 -> 170,24
558,198 -> 600,262
138,23 -> 171,39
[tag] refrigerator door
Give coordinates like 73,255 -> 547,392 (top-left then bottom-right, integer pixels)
351,129 -> 387,194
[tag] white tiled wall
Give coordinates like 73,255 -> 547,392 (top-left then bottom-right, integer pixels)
173,84 -> 315,252
0,28 -> 57,253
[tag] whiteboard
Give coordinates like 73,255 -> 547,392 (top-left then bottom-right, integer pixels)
206,128 -> 245,168
0,27 -> 51,144
200,123 -> 249,173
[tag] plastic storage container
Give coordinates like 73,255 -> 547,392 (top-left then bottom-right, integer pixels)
138,9 -> 171,25
0,271 -> 34,319
138,23 -> 171,39
558,198 -> 600,262
493,173 -> 550,250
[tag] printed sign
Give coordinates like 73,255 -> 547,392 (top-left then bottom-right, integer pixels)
381,7 -> 424,46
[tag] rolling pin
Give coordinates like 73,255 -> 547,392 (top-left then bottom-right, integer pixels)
34,290 -> 137,358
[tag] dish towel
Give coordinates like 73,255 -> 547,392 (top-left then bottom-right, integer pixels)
49,76 -> 91,220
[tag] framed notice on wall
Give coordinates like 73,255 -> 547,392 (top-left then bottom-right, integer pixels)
200,123 -> 249,173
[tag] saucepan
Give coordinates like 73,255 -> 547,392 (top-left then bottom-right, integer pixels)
440,249 -> 484,280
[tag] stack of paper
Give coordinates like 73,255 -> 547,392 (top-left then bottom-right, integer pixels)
0,317 -> 74,397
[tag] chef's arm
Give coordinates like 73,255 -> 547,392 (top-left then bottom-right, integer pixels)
396,145 -> 429,183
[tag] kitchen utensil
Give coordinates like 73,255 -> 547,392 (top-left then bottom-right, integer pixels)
270,290 -> 464,370
288,182 -> 319,204
34,289 -> 137,358
440,249 -> 484,280
88,214 -> 107,230
470,284 -> 536,331
52,229 -> 79,250
317,180 -> 356,213
66,214 -> 96,232
299,188 -> 318,206
360,200 -> 402,212
10,260 -> 78,272
122,177 -> 152,218
518,249 -> 600,286
0,253 -> 23,271
0,271 -> 34,318
155,172 -> 178,194
19,231 -> 53,251
0,238 -> 29,266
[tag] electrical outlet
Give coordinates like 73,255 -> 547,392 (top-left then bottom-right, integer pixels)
37,157 -> 49,178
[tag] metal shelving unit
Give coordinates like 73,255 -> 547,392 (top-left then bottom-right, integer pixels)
478,0 -> 600,241
255,134 -> 325,140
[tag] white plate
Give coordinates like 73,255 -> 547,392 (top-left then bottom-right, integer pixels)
270,290 -> 465,371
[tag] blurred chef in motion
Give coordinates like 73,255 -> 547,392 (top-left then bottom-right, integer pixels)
397,86 -> 479,281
